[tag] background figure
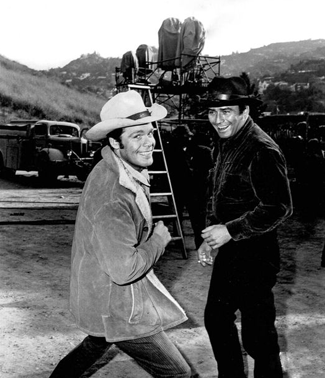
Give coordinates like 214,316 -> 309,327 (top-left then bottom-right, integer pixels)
321,241 -> 325,267
187,128 -> 214,248
164,125 -> 213,249
164,126 -> 194,237
288,135 -> 305,182
299,138 -> 325,219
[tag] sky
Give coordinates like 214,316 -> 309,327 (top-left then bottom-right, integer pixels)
1,0 -> 324,70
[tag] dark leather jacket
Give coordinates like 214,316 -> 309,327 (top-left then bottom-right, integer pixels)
208,117 -> 293,271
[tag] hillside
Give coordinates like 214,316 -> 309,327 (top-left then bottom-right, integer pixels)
45,52 -> 121,98
0,55 -> 105,126
1,39 -> 325,123
219,39 -> 325,77
39,39 -> 325,96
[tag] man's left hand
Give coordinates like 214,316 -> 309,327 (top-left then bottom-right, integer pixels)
197,241 -> 214,267
201,224 -> 232,249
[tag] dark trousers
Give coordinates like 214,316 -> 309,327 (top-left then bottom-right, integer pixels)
49,331 -> 191,378
204,254 -> 283,378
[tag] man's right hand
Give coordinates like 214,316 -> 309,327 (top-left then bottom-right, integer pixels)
153,220 -> 172,248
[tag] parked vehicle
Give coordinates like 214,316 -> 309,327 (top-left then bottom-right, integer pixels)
258,113 -> 325,141
0,119 -> 100,182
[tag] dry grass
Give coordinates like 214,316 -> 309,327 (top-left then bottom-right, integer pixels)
0,57 -> 105,127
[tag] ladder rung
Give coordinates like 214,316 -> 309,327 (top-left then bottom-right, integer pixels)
150,192 -> 172,196
148,170 -> 167,174
171,236 -> 183,241
153,149 -> 162,152
152,214 -> 177,219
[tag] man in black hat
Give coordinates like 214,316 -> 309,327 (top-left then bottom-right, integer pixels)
197,76 -> 293,378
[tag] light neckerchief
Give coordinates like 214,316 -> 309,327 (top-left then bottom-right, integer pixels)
114,154 -> 151,202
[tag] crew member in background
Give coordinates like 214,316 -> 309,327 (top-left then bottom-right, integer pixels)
164,124 -> 214,249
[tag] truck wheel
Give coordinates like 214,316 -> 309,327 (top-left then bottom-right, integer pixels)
76,172 -> 88,181
0,154 -> 4,177
76,166 -> 90,181
0,155 -> 14,178
38,154 -> 58,183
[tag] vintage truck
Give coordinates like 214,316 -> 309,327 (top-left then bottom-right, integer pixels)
0,119 -> 100,182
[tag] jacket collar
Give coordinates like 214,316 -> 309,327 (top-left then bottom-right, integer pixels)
218,116 -> 254,148
102,145 -> 153,237
117,156 -> 150,189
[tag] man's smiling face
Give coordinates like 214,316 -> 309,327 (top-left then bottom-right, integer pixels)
118,123 -> 156,170
208,105 -> 248,138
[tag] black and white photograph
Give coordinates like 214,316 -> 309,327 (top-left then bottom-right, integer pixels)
1,1 -> 324,377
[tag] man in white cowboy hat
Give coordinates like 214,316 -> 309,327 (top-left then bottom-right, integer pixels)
197,76 -> 293,378
49,90 -> 192,378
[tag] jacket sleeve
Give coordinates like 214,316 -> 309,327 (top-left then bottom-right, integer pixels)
226,147 -> 293,240
91,199 -> 165,285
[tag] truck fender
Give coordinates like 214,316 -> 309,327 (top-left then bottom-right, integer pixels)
40,148 -> 65,162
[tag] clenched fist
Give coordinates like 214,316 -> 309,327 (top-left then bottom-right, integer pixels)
153,220 -> 172,248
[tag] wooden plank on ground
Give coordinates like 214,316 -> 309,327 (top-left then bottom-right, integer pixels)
0,208 -> 78,224
0,189 -> 82,209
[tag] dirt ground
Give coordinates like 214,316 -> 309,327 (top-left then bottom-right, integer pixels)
1,174 -> 325,378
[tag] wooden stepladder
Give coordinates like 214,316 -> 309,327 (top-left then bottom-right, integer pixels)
127,84 -> 187,259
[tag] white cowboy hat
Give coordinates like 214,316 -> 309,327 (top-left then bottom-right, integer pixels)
85,90 -> 167,141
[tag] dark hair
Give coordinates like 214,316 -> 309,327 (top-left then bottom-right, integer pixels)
106,128 -> 125,149
238,104 -> 247,114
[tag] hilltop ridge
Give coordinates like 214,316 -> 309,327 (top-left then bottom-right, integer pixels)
43,39 -> 325,96
1,38 -> 325,122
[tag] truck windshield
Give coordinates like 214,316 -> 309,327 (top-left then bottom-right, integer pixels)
50,125 -> 79,137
